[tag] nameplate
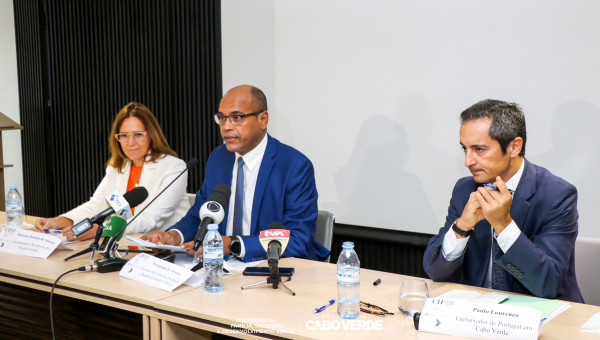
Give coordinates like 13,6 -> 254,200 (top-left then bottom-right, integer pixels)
105,191 -> 133,220
418,298 -> 542,340
0,226 -> 72,258
119,253 -> 194,292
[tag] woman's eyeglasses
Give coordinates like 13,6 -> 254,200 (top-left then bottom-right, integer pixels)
115,131 -> 147,143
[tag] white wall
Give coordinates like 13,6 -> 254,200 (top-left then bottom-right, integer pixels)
0,1 -> 24,201
222,0 -> 600,238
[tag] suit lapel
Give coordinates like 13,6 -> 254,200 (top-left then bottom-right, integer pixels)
251,135 -> 276,234
510,159 -> 535,231
138,159 -> 158,188
116,160 -> 132,192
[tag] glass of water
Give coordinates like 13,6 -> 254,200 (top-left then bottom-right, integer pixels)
398,279 -> 429,318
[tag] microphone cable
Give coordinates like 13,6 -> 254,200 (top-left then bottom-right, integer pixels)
112,158 -> 198,242
49,268 -> 81,340
50,159 -> 198,338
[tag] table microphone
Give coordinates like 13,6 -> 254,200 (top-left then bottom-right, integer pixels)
111,158 -> 199,243
259,222 -> 291,275
64,187 -> 149,262
97,216 -> 128,254
71,186 -> 148,237
192,183 -> 231,251
77,257 -> 129,273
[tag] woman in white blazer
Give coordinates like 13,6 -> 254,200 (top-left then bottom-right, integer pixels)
34,102 -> 190,240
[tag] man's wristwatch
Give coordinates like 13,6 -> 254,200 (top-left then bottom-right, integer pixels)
451,221 -> 472,237
230,238 -> 241,256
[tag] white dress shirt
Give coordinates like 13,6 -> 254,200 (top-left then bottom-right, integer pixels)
441,160 -> 525,288
226,134 -> 268,257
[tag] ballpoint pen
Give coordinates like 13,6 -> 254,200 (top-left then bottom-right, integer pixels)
483,183 -> 514,194
313,299 -> 335,313
483,183 -> 499,191
44,229 -> 62,234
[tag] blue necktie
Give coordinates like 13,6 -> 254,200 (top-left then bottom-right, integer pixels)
491,236 -> 507,291
233,157 -> 245,237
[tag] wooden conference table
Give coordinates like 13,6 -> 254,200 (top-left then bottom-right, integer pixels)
0,216 -> 599,339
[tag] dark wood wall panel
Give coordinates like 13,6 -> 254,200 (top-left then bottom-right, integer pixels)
14,0 -> 53,217
331,224 -> 432,278
15,0 -> 222,217
0,281 -> 141,340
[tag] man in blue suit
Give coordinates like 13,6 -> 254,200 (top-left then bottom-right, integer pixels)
423,99 -> 583,303
143,85 -> 329,262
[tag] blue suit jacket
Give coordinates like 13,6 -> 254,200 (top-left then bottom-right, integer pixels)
168,135 -> 330,262
423,159 -> 583,302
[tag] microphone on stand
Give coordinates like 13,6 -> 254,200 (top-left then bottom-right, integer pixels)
97,216 -> 128,256
72,158 -> 200,269
240,222 -> 296,295
77,257 -> 129,273
64,186 -> 149,262
192,184 -> 231,251
71,187 -> 148,237
111,158 -> 199,244
258,222 -> 291,278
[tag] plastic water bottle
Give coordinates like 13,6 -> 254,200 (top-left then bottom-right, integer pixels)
203,224 -> 224,293
337,241 -> 360,319
6,185 -> 23,228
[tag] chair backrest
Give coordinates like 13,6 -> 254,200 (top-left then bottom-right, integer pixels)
575,236 -> 600,306
187,193 -> 196,207
315,210 -> 335,256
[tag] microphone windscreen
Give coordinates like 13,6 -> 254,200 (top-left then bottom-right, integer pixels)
102,216 -> 128,240
267,222 -> 285,230
187,158 -> 199,170
208,183 -> 231,207
123,186 -> 149,208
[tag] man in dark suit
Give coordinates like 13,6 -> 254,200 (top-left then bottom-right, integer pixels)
423,99 -> 583,302
143,85 -> 329,262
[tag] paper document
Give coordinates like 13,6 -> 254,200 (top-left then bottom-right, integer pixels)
124,235 -> 187,252
438,289 -> 509,304
493,293 -> 571,323
581,312 -> 600,334
436,289 -> 570,323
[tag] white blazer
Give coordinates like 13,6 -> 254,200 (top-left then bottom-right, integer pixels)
62,154 -> 191,234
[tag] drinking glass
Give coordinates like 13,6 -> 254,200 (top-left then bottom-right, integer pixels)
398,279 -> 429,318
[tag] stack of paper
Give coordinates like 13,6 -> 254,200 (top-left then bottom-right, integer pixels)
437,289 -> 570,323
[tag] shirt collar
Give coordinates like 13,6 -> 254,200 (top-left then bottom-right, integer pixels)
505,159 -> 525,193
235,133 -> 268,171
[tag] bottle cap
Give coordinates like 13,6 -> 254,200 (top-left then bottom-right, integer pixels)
207,224 -> 218,230
9,185 -> 17,190
342,241 -> 354,248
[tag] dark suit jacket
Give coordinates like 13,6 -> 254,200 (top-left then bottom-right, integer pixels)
168,135 -> 330,262
423,159 -> 583,302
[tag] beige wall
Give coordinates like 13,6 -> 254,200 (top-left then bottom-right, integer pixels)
0,1 -> 23,202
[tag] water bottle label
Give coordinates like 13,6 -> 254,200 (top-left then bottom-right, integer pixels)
6,203 -> 22,215
337,270 -> 360,284
203,247 -> 223,260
